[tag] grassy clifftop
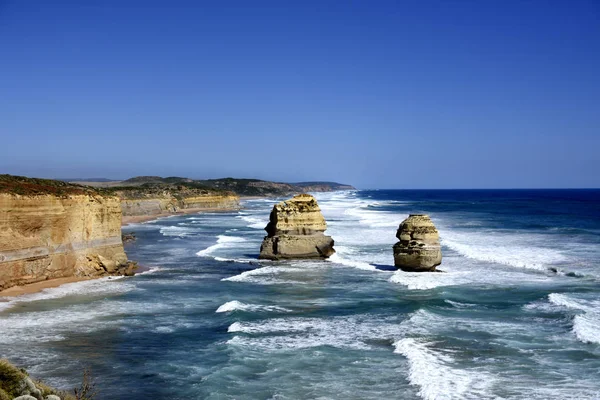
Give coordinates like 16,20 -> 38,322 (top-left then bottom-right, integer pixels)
95,176 -> 355,197
0,359 -> 77,400
103,176 -> 235,200
0,175 -> 101,196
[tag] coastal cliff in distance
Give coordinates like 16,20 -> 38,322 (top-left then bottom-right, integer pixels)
75,176 -> 356,197
109,181 -> 239,218
0,175 -> 131,291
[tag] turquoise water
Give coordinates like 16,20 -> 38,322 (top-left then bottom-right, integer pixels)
1,190 -> 600,399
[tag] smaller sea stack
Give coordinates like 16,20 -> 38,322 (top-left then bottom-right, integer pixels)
259,194 -> 335,260
393,214 -> 442,271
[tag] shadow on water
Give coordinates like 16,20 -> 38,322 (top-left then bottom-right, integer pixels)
373,264 -> 397,271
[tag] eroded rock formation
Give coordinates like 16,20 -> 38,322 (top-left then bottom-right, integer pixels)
0,175 -> 135,291
259,194 -> 335,260
393,214 -> 442,271
117,190 -> 240,218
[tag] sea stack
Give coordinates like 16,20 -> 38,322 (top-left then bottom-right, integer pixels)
393,214 -> 442,272
259,194 -> 335,260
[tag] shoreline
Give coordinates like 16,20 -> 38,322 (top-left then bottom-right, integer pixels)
121,206 -> 241,226
1,194 -> 328,301
0,264 -> 152,299
0,276 -> 93,298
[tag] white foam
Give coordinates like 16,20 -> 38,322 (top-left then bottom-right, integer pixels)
394,338 -> 494,400
221,265 -> 302,285
547,293 -> 600,344
344,206 -> 401,229
136,266 -> 163,275
0,276 -> 133,312
389,270 -> 468,290
236,215 -> 266,229
196,235 -> 247,257
159,225 -> 200,237
213,256 -> 257,264
444,299 -> 478,309
573,314 -> 600,344
216,300 -> 290,313
226,314 -> 405,350
327,253 -> 378,271
441,230 -> 567,271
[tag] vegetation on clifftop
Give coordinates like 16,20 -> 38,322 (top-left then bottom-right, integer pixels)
0,359 -> 78,400
0,175 -> 101,196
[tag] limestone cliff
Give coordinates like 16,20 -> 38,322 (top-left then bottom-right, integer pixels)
259,194 -> 335,260
0,175 -> 131,291
393,214 -> 442,272
116,187 -> 239,217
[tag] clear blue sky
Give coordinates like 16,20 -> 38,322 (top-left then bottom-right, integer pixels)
1,1 -> 599,189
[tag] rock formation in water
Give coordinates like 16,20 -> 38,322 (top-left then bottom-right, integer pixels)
0,175 -> 136,291
393,214 -> 442,271
259,194 -> 335,260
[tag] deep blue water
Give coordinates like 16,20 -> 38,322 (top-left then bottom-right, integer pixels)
1,190 -> 600,399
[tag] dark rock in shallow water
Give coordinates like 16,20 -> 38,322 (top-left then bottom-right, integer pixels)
122,232 -> 136,243
393,214 -> 442,272
259,194 -> 335,260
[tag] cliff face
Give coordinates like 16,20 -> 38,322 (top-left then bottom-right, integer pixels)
117,189 -> 239,217
0,192 -> 128,290
259,194 -> 335,260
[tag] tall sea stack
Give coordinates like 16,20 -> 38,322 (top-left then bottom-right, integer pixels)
259,194 -> 335,260
393,214 -> 442,271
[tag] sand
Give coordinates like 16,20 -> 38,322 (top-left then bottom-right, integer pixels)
121,206 -> 239,226
0,276 -> 92,298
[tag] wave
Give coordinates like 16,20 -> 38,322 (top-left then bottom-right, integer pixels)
236,215 -> 266,229
196,235 -> 247,257
213,256 -> 259,264
547,293 -> 600,344
226,314 -> 405,351
159,225 -> 201,237
0,276 -> 133,313
389,270 -> 470,290
441,230 -> 567,271
393,338 -> 495,400
344,206 -> 403,229
327,253 -> 378,271
221,266 -> 300,285
216,300 -> 290,313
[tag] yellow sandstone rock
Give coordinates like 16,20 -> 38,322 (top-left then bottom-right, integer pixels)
259,194 -> 335,260
393,214 -> 442,272
0,192 -> 128,290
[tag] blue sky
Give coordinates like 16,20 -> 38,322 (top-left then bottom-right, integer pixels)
1,1 -> 598,188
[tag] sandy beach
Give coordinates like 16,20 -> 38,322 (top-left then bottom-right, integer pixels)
121,206 -> 241,226
0,276 -> 93,298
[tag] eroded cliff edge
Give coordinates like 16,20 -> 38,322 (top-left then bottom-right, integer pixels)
109,182 -> 240,219
0,175 -> 131,291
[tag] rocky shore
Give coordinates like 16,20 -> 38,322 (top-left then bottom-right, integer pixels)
0,359 -> 74,400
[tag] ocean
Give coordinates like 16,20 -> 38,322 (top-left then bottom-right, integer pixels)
1,189 -> 600,399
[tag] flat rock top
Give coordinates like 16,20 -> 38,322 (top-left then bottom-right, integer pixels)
399,214 -> 437,229
396,214 -> 439,240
